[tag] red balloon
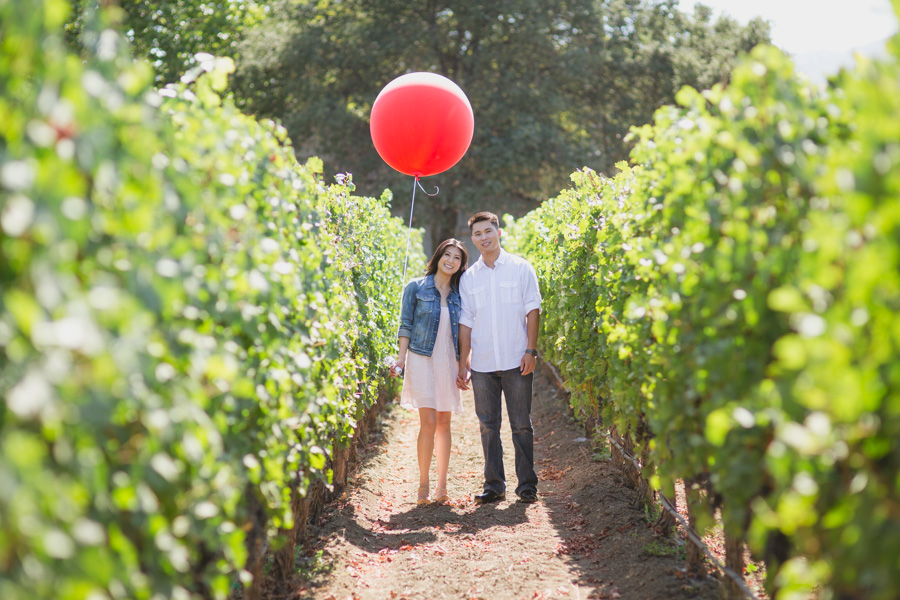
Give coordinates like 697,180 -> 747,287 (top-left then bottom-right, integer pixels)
370,72 -> 474,178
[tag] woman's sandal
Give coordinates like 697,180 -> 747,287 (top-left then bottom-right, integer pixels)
432,487 -> 450,504
416,485 -> 431,505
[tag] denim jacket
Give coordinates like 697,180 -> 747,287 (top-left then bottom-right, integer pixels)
397,274 -> 461,360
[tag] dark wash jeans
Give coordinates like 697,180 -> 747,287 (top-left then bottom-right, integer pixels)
471,368 -> 538,496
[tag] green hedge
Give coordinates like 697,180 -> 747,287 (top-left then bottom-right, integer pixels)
507,40 -> 900,599
0,1 -> 422,598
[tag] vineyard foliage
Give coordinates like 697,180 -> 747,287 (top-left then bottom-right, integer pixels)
0,1 -> 422,598
506,39 -> 900,600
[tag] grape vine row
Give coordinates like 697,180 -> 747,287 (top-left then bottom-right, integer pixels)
0,2 -> 423,598
506,40 -> 900,599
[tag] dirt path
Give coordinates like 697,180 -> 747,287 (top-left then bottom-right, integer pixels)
287,369 -> 720,600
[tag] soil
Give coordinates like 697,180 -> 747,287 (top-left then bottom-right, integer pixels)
276,367 -> 723,600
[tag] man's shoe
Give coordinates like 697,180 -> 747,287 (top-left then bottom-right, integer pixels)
518,490 -> 538,503
474,490 -> 506,505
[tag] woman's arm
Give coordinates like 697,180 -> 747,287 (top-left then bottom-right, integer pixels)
393,280 -> 417,376
397,280 -> 416,339
392,336 -> 410,376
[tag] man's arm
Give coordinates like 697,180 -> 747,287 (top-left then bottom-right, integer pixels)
519,308 -> 540,375
456,324 -> 472,390
457,270 -> 475,390
519,259 -> 542,376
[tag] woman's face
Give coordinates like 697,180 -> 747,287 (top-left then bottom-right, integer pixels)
438,246 -> 464,276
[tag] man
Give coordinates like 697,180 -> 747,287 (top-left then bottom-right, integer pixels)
456,211 -> 542,504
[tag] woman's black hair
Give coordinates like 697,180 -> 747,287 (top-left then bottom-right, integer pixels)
425,239 -> 469,290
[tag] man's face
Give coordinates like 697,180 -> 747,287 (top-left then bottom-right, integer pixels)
471,220 -> 500,255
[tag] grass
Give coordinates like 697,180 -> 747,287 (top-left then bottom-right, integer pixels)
644,540 -> 676,557
644,539 -> 686,560
296,548 -> 333,578
643,500 -> 661,523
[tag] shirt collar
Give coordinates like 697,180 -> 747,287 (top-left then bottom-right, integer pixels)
475,248 -> 508,269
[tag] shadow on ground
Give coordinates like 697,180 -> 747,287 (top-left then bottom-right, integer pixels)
276,366 -> 721,600
530,367 -> 720,599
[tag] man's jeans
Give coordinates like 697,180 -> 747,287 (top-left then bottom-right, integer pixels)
471,368 -> 538,496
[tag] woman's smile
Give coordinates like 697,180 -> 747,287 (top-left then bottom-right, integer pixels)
439,248 -> 463,274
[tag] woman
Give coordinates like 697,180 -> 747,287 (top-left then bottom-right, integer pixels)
392,239 -> 468,505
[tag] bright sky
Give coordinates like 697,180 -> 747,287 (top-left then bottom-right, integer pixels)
678,0 -> 899,79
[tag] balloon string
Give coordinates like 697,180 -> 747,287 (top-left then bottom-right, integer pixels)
415,177 -> 439,197
401,176 -> 441,287
395,175 -> 444,342
400,177 -> 417,291
398,176 -> 440,330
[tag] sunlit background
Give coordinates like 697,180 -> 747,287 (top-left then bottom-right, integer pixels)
679,0 -> 900,81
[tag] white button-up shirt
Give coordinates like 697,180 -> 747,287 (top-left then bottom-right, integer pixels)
459,249 -> 542,372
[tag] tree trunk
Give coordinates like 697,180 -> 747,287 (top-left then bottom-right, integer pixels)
654,491 -> 676,538
684,479 -> 706,574
331,444 -> 350,499
273,485 -> 309,581
242,488 -> 268,600
307,479 -> 327,527
431,203 -> 460,252
721,527 -> 745,600
609,426 -> 626,477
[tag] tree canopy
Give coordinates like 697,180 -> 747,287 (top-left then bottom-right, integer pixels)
67,0 -> 267,86
69,1 -> 771,247
232,0 -> 770,246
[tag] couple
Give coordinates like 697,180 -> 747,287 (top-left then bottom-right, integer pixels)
391,211 -> 542,506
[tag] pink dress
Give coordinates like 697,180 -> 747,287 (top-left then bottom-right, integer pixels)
400,305 -> 462,413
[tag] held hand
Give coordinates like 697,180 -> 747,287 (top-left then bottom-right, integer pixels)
520,353 -> 536,376
389,359 -> 405,378
456,366 -> 470,390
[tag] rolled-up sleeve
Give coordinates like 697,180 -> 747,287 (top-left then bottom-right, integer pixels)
459,272 -> 475,328
397,280 -> 416,338
521,262 -> 542,314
